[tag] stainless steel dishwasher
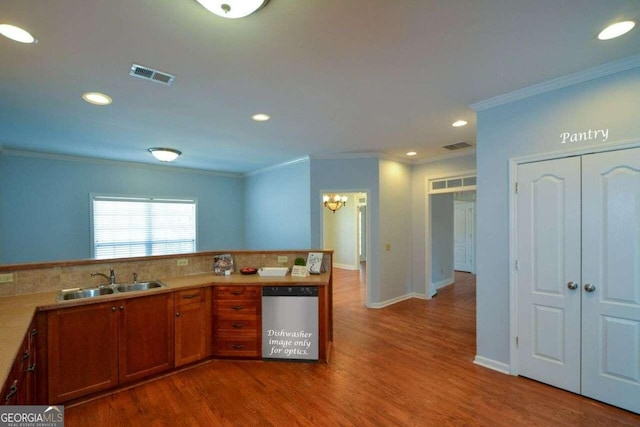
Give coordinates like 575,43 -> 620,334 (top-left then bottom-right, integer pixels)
262,286 -> 318,361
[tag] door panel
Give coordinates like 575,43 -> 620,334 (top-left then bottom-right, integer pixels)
516,157 -> 581,393
454,201 -> 474,272
581,148 -> 640,414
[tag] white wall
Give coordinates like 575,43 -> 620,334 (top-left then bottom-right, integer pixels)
475,64 -> 640,367
379,159 -> 413,302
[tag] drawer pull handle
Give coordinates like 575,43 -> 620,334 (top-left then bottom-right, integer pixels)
232,344 -> 245,349
5,381 -> 18,401
232,305 -> 244,311
22,350 -> 30,360
27,363 -> 36,373
232,323 -> 244,328
231,291 -> 244,296
183,294 -> 198,299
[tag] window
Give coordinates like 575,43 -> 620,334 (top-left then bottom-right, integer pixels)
91,195 -> 196,259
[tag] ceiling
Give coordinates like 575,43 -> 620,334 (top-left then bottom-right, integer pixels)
1,1 -> 639,174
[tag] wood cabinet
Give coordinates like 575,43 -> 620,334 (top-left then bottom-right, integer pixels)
47,293 -> 173,403
212,286 -> 261,358
174,287 -> 211,367
1,319 -> 38,405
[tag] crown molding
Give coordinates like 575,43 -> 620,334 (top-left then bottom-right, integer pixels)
243,156 -> 309,177
413,148 -> 476,165
0,148 -> 243,178
470,54 -> 640,112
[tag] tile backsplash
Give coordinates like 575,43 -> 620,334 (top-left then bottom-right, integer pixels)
0,251 -> 332,297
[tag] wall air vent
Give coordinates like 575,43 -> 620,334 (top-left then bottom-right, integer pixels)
129,64 -> 175,86
443,142 -> 473,151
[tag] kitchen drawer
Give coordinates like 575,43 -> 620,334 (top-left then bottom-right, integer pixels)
213,300 -> 260,317
212,336 -> 260,358
213,286 -> 260,300
175,288 -> 206,306
214,318 -> 259,335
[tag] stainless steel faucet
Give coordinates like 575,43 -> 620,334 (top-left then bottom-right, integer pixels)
91,268 -> 116,285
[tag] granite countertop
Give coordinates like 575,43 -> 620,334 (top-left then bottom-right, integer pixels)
0,272 -> 330,388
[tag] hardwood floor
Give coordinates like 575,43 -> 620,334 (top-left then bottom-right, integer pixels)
65,269 -> 640,426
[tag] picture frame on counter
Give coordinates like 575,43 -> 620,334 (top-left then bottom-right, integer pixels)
306,252 -> 324,275
213,254 -> 234,275
291,265 -> 309,277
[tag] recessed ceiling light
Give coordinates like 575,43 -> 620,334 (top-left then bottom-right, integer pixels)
0,24 -> 37,44
82,92 -> 112,106
252,113 -> 270,122
452,120 -> 468,127
598,20 -> 636,40
406,151 -> 418,156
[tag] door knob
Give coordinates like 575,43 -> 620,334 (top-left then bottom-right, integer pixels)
584,283 -> 596,293
567,281 -> 578,290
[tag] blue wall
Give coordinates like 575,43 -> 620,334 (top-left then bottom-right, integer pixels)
244,158 -> 311,249
0,153 -> 245,263
475,66 -> 640,367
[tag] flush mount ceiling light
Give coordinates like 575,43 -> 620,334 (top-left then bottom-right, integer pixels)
252,113 -> 271,122
0,24 -> 37,44
406,151 -> 418,156
82,92 -> 112,106
148,148 -> 182,162
452,120 -> 468,127
195,0 -> 270,19
598,20 -> 636,40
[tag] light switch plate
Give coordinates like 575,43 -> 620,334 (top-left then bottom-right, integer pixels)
277,256 -> 288,263
0,273 -> 14,283
177,258 -> 189,266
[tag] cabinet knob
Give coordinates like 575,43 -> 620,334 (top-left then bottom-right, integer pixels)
567,281 -> 578,290
176,312 -> 181,317
112,307 -> 117,312
584,283 -> 596,293
119,306 -> 124,310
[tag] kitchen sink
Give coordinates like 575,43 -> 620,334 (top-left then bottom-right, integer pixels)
57,280 -> 166,302
116,282 -> 163,292
60,287 -> 115,301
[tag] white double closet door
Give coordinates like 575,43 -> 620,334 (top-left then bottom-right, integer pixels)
516,147 -> 640,414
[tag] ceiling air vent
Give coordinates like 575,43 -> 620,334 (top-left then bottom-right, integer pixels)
129,64 -> 175,86
443,142 -> 473,151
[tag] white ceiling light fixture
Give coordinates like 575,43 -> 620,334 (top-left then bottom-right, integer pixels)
452,120 -> 468,127
598,20 -> 636,40
82,92 -> 112,106
406,151 -> 417,156
0,24 -> 37,44
148,148 -> 182,162
195,0 -> 269,19
252,113 -> 270,122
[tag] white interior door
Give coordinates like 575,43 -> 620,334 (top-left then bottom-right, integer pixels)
581,148 -> 640,414
516,157 -> 581,393
516,147 -> 640,414
454,201 -> 474,273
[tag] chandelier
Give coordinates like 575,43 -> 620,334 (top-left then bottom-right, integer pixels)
323,194 -> 348,213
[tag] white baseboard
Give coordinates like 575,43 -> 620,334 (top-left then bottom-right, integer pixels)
368,293 -> 413,309
334,263 -> 359,270
473,355 -> 511,375
408,292 -> 428,300
432,277 -> 454,290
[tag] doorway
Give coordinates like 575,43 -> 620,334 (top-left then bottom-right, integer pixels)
514,147 -> 640,414
321,191 -> 369,305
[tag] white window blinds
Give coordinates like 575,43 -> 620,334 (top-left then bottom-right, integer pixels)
92,195 -> 196,259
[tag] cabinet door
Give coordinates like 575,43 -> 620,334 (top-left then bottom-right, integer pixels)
119,293 -> 174,383
175,288 -> 211,367
48,302 -> 119,403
